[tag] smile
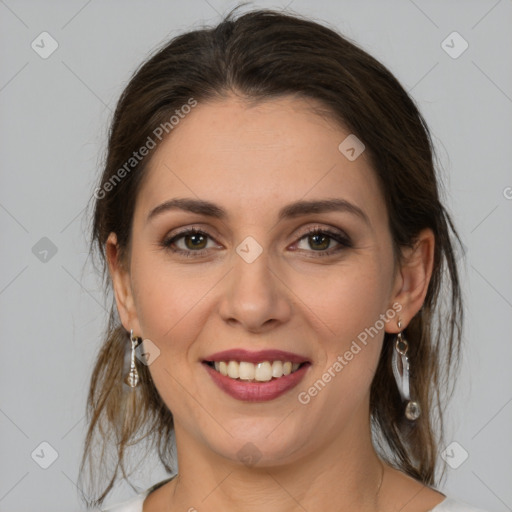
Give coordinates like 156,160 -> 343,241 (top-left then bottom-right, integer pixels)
202,348 -> 311,401
204,360 -> 304,382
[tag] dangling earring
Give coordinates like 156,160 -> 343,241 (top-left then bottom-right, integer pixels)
392,320 -> 420,420
124,329 -> 140,388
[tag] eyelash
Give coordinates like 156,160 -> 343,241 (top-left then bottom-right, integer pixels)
160,226 -> 352,259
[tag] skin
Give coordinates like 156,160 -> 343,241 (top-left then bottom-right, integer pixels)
107,94 -> 443,512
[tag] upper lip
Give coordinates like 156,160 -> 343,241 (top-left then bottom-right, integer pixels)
203,349 -> 310,365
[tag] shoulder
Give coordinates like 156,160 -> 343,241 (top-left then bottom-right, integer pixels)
431,497 -> 492,512
100,493 -> 147,512
99,476 -> 175,512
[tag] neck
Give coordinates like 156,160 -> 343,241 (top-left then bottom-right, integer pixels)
166,412 -> 385,512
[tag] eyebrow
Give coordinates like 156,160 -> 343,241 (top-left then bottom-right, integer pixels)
146,197 -> 370,226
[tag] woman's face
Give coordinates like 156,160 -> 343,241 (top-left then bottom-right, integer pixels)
110,95 -> 409,467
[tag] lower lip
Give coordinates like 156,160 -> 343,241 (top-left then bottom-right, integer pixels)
203,362 -> 310,402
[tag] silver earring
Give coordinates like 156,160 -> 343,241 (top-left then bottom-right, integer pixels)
392,320 -> 420,420
124,329 -> 140,388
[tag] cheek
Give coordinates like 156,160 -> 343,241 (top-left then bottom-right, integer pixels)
290,258 -> 393,348
290,256 -> 393,410
132,252 -> 202,346
130,250 -> 220,355
130,253 -> 214,415
285,259 -> 394,437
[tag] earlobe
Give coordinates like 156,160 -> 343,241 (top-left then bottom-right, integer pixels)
387,228 -> 435,332
106,232 -> 139,334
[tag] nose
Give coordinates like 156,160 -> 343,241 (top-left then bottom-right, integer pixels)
217,244 -> 292,333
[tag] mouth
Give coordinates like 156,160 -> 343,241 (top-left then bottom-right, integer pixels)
202,360 -> 310,382
201,348 -> 311,401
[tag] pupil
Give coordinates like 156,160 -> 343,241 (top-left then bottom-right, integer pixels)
187,233 -> 206,249
310,234 -> 329,250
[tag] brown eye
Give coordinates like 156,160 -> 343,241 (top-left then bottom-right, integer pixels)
294,228 -> 352,257
182,232 -> 208,250
161,228 -> 217,257
306,232 -> 331,251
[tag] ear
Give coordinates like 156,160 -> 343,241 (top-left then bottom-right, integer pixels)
386,228 -> 435,333
106,232 -> 141,336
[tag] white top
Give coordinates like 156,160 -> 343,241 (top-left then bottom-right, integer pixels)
101,493 -> 490,512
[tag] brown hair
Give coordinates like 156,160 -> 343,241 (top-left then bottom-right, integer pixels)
79,6 -> 463,508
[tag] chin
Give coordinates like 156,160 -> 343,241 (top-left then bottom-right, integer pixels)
202,422 -> 311,469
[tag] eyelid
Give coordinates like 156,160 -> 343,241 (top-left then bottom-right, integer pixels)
291,225 -> 352,253
161,226 -> 222,253
295,223 -> 350,240
163,224 -> 223,244
160,223 -> 352,257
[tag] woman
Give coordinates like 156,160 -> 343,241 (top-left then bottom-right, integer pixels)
79,7 -> 488,512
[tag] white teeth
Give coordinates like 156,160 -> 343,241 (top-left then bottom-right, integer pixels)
210,360 -> 303,381
227,361 -> 239,379
272,360 -> 283,378
239,361 -> 255,380
255,362 -> 272,382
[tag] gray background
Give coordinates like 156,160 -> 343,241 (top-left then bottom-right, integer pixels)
0,1 -> 511,511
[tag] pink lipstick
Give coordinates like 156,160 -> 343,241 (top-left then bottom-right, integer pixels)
202,349 -> 311,402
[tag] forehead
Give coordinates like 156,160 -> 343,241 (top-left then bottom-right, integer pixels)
135,95 -> 386,228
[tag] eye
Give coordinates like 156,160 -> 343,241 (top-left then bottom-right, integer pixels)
160,228 -> 219,257
293,227 -> 352,257
160,226 -> 352,259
